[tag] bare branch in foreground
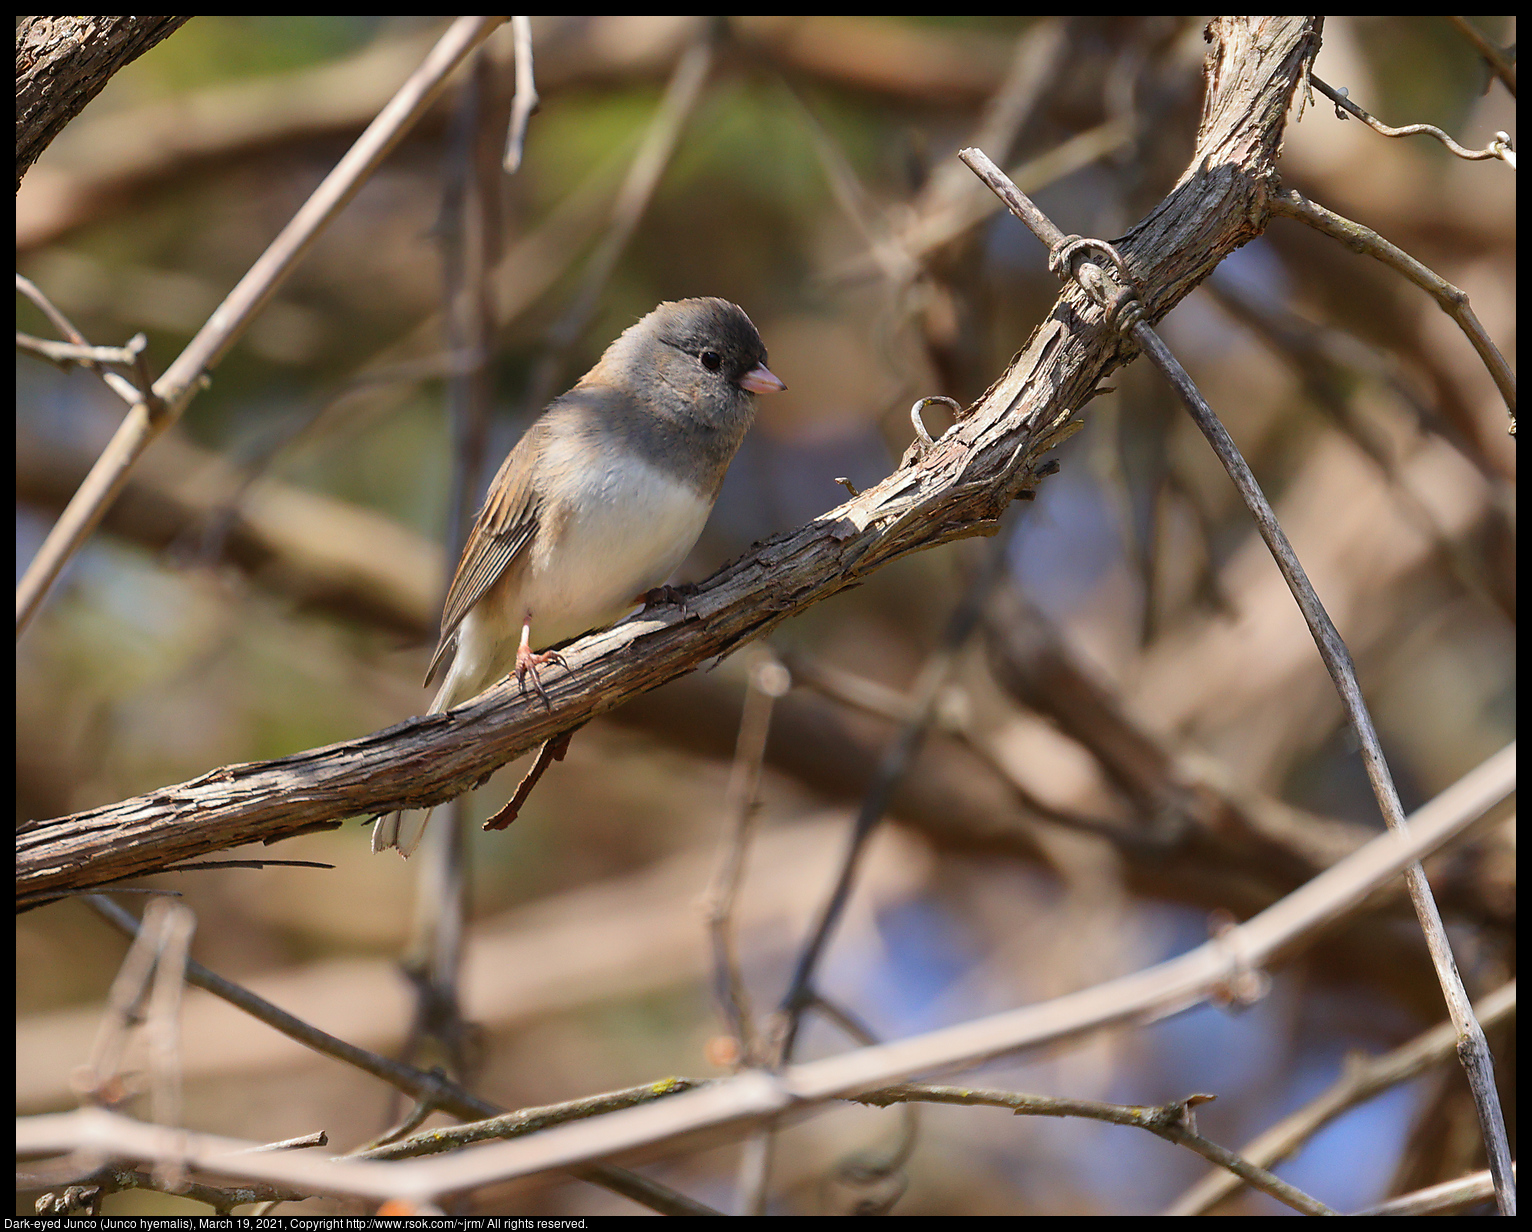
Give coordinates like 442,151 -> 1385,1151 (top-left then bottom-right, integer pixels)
19,744 -> 1511,1204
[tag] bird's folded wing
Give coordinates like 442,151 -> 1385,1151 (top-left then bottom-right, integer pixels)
423,421 -> 548,688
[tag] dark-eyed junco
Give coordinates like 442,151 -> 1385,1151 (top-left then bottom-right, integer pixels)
373,297 -> 785,856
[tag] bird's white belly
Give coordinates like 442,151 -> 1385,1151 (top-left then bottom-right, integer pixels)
519,449 -> 712,648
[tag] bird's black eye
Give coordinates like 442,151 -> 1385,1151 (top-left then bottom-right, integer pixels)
699,350 -> 722,372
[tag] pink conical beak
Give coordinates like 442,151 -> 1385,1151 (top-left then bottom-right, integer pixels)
739,363 -> 786,395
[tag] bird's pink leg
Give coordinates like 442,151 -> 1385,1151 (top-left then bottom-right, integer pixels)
514,614 -> 566,709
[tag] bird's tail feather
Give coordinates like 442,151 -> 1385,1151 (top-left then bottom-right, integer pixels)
370,669 -> 461,857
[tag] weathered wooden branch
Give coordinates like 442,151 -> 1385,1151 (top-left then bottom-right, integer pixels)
16,16 -> 191,189
16,17 -> 1325,909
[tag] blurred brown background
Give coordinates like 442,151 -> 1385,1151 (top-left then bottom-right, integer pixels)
16,16 -> 1515,1216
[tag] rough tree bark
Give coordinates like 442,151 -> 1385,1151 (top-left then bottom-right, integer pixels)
16,16 -> 191,189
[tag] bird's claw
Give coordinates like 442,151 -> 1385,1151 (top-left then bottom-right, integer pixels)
515,646 -> 567,711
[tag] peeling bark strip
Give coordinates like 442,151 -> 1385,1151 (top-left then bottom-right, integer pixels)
17,18 -> 1325,908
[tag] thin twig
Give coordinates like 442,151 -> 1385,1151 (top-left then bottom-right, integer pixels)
81,898 -> 173,1107
718,656 -> 791,1214
820,19 -> 1096,289
1269,187 -> 1515,424
481,725 -> 581,830
917,18 -> 1074,217
439,46 -> 502,591
1356,1164 -> 1516,1217
957,145 -> 1517,1217
814,995 -> 919,1216
824,122 -> 1134,288
17,274 -> 150,406
786,80 -> 908,285
353,1078 -> 708,1161
704,651 -> 791,1064
503,15 -> 539,173
17,332 -> 148,369
857,1084 -> 1335,1216
393,799 -> 476,1094
151,859 -> 334,874
85,894 -> 492,1114
145,902 -> 195,1140
237,1130 -> 332,1153
1309,73 -> 1513,161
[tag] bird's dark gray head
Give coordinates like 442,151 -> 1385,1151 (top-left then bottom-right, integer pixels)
599,296 -> 783,428
569,297 -> 785,494
651,297 -> 771,390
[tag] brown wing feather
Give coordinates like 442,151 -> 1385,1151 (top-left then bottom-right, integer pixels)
423,420 -> 550,687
